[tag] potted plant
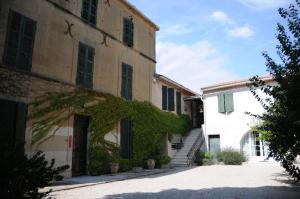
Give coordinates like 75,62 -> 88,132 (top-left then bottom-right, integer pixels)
158,154 -> 171,169
147,158 -> 155,170
109,151 -> 120,174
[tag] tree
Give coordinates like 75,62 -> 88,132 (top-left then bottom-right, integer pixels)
249,0 -> 300,181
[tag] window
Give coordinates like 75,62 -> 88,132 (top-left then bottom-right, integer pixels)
81,0 -> 98,25
218,92 -> 234,113
3,10 -> 36,71
0,99 -> 27,154
176,92 -> 182,114
121,63 -> 133,101
120,119 -> 133,159
76,42 -> 95,89
123,17 -> 134,47
162,86 -> 168,110
161,86 -> 175,112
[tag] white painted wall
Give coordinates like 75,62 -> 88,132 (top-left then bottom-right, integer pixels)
203,86 -> 267,159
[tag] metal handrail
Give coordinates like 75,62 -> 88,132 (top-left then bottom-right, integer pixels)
186,129 -> 203,166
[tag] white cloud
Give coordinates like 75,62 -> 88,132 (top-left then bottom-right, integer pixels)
159,24 -> 193,39
156,40 -> 239,92
228,25 -> 255,38
210,11 -> 233,24
235,0 -> 291,10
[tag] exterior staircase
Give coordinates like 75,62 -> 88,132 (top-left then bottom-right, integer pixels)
170,128 -> 204,167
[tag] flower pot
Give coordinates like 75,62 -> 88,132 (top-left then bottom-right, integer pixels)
147,159 -> 155,170
110,163 -> 119,174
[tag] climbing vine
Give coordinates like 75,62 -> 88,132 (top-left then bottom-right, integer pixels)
29,88 -> 191,174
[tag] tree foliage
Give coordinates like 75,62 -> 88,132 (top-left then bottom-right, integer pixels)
249,0 -> 300,181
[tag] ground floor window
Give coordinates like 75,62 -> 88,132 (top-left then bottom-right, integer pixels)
241,132 -> 268,157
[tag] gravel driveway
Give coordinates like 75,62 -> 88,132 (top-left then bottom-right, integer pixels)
50,162 -> 300,199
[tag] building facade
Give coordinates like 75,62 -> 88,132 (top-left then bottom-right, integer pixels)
201,76 -> 274,161
0,0 -> 158,177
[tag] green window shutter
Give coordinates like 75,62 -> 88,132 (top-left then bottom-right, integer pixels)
176,92 -> 182,114
120,119 -> 133,159
168,88 -> 174,111
162,86 -> 168,110
225,92 -> 234,113
123,18 -> 134,47
76,43 -> 94,89
81,0 -> 98,25
218,94 -> 225,113
3,10 -> 36,71
121,63 -> 133,100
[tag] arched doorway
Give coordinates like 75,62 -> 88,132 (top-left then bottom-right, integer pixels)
241,131 -> 268,160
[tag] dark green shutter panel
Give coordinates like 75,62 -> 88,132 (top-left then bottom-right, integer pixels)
120,119 -> 133,159
3,10 -> 36,71
81,0 -> 98,25
76,43 -> 94,89
162,86 -> 168,110
176,92 -> 182,115
218,94 -> 225,113
225,92 -> 234,113
0,100 -> 17,148
123,18 -> 134,47
168,88 -> 174,111
121,63 -> 133,100
15,102 -> 27,154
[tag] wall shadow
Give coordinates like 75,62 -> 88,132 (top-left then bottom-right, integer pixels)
102,186 -> 300,199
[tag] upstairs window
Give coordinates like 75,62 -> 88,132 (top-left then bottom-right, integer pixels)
121,63 -> 133,101
76,42 -> 95,89
3,10 -> 36,71
81,0 -> 98,26
123,17 -> 134,47
176,92 -> 182,114
162,86 -> 175,112
218,92 -> 234,113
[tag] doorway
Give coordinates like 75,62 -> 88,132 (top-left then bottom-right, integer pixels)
72,115 -> 89,177
209,135 -> 220,157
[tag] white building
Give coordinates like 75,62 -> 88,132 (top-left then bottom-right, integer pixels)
201,76 -> 274,161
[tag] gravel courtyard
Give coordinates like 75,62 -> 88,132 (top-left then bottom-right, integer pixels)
50,162 -> 300,199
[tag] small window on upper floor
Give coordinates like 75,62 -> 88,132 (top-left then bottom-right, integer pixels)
162,86 -> 175,112
3,10 -> 36,72
81,0 -> 98,26
121,63 -> 133,101
218,92 -> 234,113
123,17 -> 134,47
76,42 -> 95,89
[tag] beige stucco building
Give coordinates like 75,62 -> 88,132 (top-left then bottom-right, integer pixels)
0,0 -> 158,177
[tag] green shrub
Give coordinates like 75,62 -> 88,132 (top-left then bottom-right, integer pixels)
194,150 -> 213,166
217,149 -> 246,165
88,146 -> 110,175
119,159 -> 132,172
155,154 -> 171,167
1,144 -> 69,199
202,159 -> 215,166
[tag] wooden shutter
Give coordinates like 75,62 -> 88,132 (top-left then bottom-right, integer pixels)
120,119 -> 133,159
81,0 -> 98,25
225,92 -> 234,113
3,10 -> 36,71
121,63 -> 133,100
176,92 -> 182,114
168,88 -> 174,111
162,86 -> 168,110
123,18 -> 134,47
218,94 -> 225,113
76,43 -> 94,89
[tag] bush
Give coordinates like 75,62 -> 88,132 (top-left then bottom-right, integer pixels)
217,149 -> 246,165
1,145 -> 69,199
155,154 -> 171,168
194,150 -> 213,166
88,146 -> 110,175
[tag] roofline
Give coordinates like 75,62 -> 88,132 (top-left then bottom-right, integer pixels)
120,0 -> 160,31
201,75 -> 275,95
155,74 -> 198,96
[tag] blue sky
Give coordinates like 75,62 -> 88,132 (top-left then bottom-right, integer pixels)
128,0 -> 292,92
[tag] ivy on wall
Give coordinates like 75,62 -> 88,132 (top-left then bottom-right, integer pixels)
29,89 -> 191,174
